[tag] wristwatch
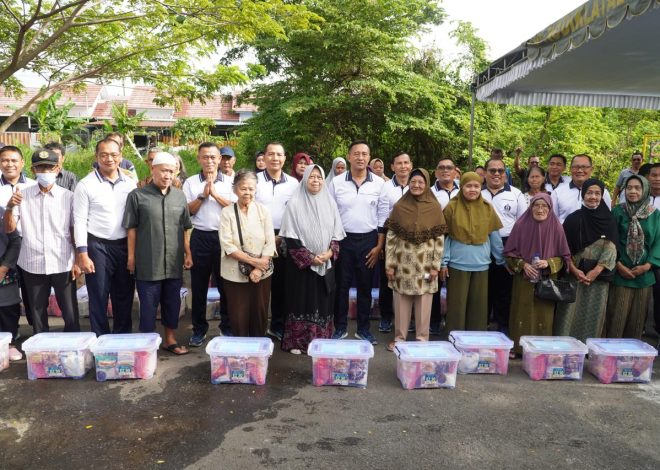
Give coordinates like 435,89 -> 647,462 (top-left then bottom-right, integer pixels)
197,193 -> 206,200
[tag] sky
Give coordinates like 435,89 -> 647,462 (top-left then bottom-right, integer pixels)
428,0 -> 586,62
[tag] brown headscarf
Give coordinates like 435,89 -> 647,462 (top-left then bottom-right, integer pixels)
385,168 -> 446,244
443,172 -> 502,245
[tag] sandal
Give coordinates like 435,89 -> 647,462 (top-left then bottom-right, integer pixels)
290,348 -> 302,355
386,342 -> 396,352
509,351 -> 517,360
161,343 -> 189,355
9,346 -> 23,361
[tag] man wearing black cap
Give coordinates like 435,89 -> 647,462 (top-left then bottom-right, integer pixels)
4,148 -> 80,333
219,146 -> 236,181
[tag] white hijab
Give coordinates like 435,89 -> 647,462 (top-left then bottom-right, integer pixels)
280,164 -> 346,275
326,157 -> 346,184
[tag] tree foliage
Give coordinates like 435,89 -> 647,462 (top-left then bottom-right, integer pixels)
0,0 -> 319,132
24,90 -> 85,144
173,117 -> 215,145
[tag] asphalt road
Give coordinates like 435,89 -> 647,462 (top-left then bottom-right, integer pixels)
1,316 -> 659,470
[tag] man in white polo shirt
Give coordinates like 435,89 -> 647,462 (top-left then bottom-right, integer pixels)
551,154 -> 611,224
74,137 -> 137,336
255,142 -> 299,340
431,157 -> 460,210
184,142 -> 235,346
481,158 -> 526,334
330,140 -> 385,344
544,153 -> 570,193
375,152 -> 412,334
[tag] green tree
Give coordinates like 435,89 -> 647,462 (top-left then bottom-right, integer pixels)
236,0 -> 448,168
173,117 -> 215,146
0,0 -> 319,132
24,90 -> 85,144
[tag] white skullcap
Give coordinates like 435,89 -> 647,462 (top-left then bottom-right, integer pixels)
152,152 -> 177,167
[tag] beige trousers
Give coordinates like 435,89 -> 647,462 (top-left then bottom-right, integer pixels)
392,292 -> 432,342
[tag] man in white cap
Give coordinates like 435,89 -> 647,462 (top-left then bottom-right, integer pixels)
123,152 -> 193,355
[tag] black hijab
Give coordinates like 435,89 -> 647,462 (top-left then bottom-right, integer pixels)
562,178 -> 619,254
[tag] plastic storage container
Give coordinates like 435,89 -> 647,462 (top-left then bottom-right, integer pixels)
90,333 -> 162,381
205,337 -> 274,385
394,341 -> 461,389
308,339 -> 374,388
520,336 -> 588,381
22,332 -> 97,380
449,331 -> 514,375
0,332 -> 11,372
586,338 -> 658,384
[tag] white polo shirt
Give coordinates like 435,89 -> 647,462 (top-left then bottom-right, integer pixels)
74,170 -> 137,250
255,170 -> 298,230
544,175 -> 570,193
431,180 -> 459,210
0,173 -> 37,234
481,184 -> 527,238
377,175 -> 409,229
651,194 -> 660,210
330,171 -> 384,234
551,181 -> 612,224
183,172 -> 236,231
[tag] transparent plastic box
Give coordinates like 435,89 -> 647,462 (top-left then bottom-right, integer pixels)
394,341 -> 461,389
22,332 -> 97,380
586,338 -> 658,384
520,336 -> 588,381
449,331 -> 514,375
90,333 -> 162,381
205,337 -> 274,385
0,332 -> 11,372
308,339 -> 374,388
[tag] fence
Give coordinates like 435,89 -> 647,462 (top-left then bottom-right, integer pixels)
0,132 -> 34,146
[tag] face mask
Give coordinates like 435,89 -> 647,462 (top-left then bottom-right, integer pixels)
36,172 -> 57,187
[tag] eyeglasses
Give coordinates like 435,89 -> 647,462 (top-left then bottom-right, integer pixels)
436,165 -> 455,171
487,168 -> 506,175
571,165 -> 592,171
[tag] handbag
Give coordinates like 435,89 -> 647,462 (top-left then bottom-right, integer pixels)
578,258 -> 614,282
234,204 -> 274,278
534,276 -> 577,303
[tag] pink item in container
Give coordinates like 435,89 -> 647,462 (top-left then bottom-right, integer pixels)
586,338 -> 657,384
520,336 -> 588,381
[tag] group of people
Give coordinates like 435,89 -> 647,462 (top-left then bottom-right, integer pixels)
0,137 -> 658,363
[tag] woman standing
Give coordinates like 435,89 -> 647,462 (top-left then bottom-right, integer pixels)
326,157 -> 346,184
369,158 -> 390,181
279,165 -> 345,354
440,172 -> 504,332
219,170 -> 276,337
385,169 -> 446,351
254,151 -> 266,173
504,193 -> 571,354
522,166 -> 548,208
606,175 -> 660,339
290,152 -> 313,182
554,179 -> 618,341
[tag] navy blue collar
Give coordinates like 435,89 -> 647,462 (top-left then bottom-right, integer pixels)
1,173 -> 27,186
435,180 -> 458,193
346,171 -> 373,183
198,171 -> 224,183
483,182 -> 511,195
569,180 -> 581,190
94,169 -> 125,184
264,170 -> 287,184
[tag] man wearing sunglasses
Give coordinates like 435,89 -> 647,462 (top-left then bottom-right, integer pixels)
481,158 -> 526,334
612,151 -> 644,205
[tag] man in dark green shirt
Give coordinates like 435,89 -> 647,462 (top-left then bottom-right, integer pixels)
124,152 -> 193,355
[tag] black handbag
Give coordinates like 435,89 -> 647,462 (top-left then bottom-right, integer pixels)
234,204 -> 274,278
578,258 -> 614,282
534,276 -> 577,303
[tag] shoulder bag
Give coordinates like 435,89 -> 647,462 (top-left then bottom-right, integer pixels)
234,204 -> 274,278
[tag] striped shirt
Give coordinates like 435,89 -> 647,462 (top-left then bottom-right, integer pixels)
17,184 -> 75,274
73,170 -> 137,251
56,169 -> 78,192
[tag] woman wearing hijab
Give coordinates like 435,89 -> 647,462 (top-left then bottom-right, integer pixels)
384,169 -> 446,351
606,175 -> 660,339
369,158 -> 390,181
290,152 -> 313,182
279,164 -> 346,354
554,179 -> 618,341
254,151 -> 266,173
504,193 -> 572,354
440,172 -> 504,333
326,157 -> 346,184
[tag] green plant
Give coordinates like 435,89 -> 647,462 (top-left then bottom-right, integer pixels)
24,90 -> 86,145
173,118 -> 215,146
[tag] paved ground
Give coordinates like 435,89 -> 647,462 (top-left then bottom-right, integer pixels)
1,314 -> 659,470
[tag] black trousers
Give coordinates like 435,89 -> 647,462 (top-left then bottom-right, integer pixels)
190,229 -> 229,336
378,253 -> 394,322
85,235 -> 135,336
488,262 -> 513,332
19,268 -> 79,334
335,231 -> 378,333
653,268 -> 660,335
0,303 -> 21,341
269,255 -> 287,334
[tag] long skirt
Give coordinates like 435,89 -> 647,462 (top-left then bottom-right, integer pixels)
509,275 -> 555,354
554,280 -> 610,342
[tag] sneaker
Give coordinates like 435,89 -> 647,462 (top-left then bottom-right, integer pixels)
8,346 -> 23,361
219,327 -> 233,337
266,328 -> 283,341
355,330 -> 378,345
331,329 -> 348,340
429,323 -> 442,336
378,319 -> 392,333
188,333 -> 206,348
